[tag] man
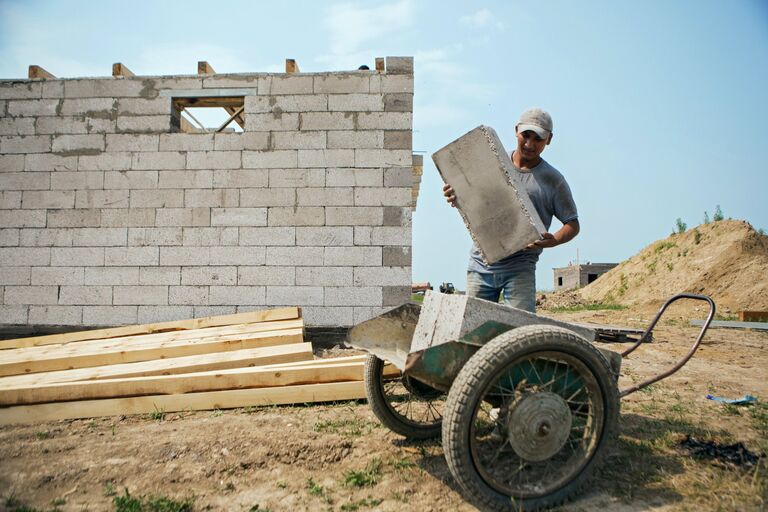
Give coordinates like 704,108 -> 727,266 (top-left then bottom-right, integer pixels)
442,108 -> 579,312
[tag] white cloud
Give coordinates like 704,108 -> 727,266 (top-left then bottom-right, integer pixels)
460,8 -> 505,30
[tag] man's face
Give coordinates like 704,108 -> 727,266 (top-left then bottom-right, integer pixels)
515,127 -> 552,161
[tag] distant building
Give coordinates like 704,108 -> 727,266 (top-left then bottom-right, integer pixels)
553,263 -> 617,290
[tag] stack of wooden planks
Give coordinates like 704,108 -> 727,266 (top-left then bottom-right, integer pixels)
0,307 -> 374,426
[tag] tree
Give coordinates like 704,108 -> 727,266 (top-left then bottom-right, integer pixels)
713,205 -> 724,222
703,211 -> 710,224
675,218 -> 687,234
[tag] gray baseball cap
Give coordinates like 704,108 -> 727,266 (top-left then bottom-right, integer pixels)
516,107 -> 553,139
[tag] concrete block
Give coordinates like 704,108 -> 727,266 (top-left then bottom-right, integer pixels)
383,206 -> 412,227
25,153 -> 77,171
326,168 -> 383,187
153,77 -> 205,90
50,172 -> 104,190
0,172 -> 49,191
384,167 -> 414,186
354,226 -> 411,246
19,228 -> 73,246
0,267 -> 30,285
386,57 -> 414,74
0,135 -> 52,153
132,151 -> 186,170
211,207 -> 267,227
213,169 -> 268,188
0,305 -> 28,324
41,80 -> 64,98
31,267 -> 84,285
155,207 -> 211,227
0,229 -> 20,247
84,267 -> 140,285
296,266 -> 352,286
271,131 -> 327,150
181,266 -> 237,286
47,209 -> 100,228
128,227 -> 183,246
383,285 -> 411,306
0,117 -> 35,135
245,95 -> 327,113
355,149 -> 412,167
325,286 -> 382,306
0,210 -> 46,228
101,208 -> 155,227
265,246 -> 324,266
295,226 -> 353,246
303,306 -> 353,327
159,133 -> 214,151
258,75 -> 314,95
354,266 -> 410,286
353,306 -> 392,325
383,246 -> 411,266
383,130 -> 412,149
64,78 -> 148,98
75,190 -> 130,208
105,170 -> 159,189
0,81 -> 42,99
242,150 -> 298,169
238,266 -> 295,286
185,189 -> 239,208
159,246 -> 210,266
158,170 -> 213,189
114,285 -> 168,305
268,207 -> 325,226
214,132 -> 269,151
298,149 -> 354,168
72,227 -> 127,246
324,246 -> 382,266
0,247 -> 50,266
239,227 -> 295,246
36,116 -> 116,135
105,246 -> 159,266
354,187 -> 412,206
201,75 -> 259,89
209,286 -> 266,306
268,168 -> 325,188
182,227 -> 238,246
357,112 -> 412,130
432,125 -> 546,263
296,187 -> 353,206
83,305 -> 138,325
240,188 -> 296,207
194,305 -> 236,317
0,191 -> 22,209
327,130 -> 383,149
118,98 -> 172,116
138,305 -> 195,323
5,286 -> 58,304
59,98 -> 116,116
51,247 -> 104,266
314,75 -> 370,94
52,134 -> 105,154
140,267 -> 181,285
169,285 -> 208,306
29,305 -> 83,325
0,154 -> 25,171
384,93 -> 413,112
328,94 -> 384,112
325,206 -> 383,226
7,99 -> 60,117
210,246 -> 266,266
266,286 -> 324,306
117,115 -> 170,133
299,112 -> 355,131
59,285 -> 112,305
77,152 -> 132,171
186,151 -> 241,170
106,134 -> 159,152
245,113 -> 299,131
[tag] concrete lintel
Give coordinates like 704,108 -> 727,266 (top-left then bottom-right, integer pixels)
160,88 -> 258,98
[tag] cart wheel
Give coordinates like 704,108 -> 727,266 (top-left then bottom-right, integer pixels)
364,354 -> 446,439
443,325 -> 619,511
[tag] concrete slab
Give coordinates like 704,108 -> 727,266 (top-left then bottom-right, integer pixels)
432,125 -> 545,264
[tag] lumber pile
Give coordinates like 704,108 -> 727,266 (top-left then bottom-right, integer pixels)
0,307 -> 378,426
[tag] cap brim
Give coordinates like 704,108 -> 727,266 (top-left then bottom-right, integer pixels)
517,124 -> 550,140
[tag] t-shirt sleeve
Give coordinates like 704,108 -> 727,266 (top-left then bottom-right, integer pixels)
553,177 -> 578,224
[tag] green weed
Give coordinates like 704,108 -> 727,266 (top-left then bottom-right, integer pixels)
103,481 -> 117,497
313,418 -> 376,437
618,273 -> 629,296
306,477 -> 332,504
113,490 -> 193,512
149,406 -> 166,422
35,431 -> 52,440
693,229 -> 702,244
340,498 -> 383,511
343,459 -> 382,487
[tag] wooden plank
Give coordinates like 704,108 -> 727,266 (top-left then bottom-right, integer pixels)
28,65 -> 55,79
375,57 -> 385,71
0,361 -> 366,406
198,61 -> 215,75
739,311 -> 768,322
112,63 -> 135,77
0,306 -> 300,349
173,96 -> 245,109
285,59 -> 300,73
0,327 -> 304,377
0,343 -> 314,389
0,381 -> 366,426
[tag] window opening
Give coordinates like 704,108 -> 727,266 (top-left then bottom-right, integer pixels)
587,273 -> 598,284
557,276 -> 563,287
172,96 -> 244,133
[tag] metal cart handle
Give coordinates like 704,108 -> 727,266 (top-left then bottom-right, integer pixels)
619,293 -> 716,398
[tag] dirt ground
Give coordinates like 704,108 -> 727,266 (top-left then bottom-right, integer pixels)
1,306 -> 766,512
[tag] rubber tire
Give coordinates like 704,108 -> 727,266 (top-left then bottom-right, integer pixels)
442,325 -> 620,512
363,354 -> 443,439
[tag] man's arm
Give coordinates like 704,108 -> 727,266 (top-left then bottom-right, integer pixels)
527,219 -> 580,249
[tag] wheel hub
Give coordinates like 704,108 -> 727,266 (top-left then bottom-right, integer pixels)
506,391 -> 573,462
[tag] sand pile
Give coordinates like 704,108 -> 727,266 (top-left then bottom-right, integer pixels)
579,220 -> 768,311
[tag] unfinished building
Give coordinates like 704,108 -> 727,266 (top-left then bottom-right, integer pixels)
553,263 -> 617,290
0,57 -> 416,332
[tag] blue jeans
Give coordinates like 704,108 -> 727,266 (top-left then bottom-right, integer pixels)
466,267 -> 536,313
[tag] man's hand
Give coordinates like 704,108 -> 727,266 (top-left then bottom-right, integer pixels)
526,220 -> 580,250
443,184 -> 457,207
526,232 -> 558,250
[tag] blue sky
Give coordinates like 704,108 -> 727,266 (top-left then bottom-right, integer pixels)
2,0 -> 767,290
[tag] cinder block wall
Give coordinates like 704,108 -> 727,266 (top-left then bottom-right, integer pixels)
0,57 -> 414,328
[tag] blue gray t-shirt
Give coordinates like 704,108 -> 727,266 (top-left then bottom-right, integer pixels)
468,154 -> 578,273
